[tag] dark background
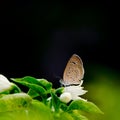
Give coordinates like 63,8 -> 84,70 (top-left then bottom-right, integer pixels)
0,1 -> 119,85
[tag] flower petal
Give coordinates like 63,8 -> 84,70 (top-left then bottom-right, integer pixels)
0,74 -> 12,92
64,85 -> 87,100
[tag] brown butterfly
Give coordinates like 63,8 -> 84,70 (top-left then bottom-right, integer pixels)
60,54 -> 84,86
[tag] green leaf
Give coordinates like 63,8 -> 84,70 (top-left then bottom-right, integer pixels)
60,103 -> 68,112
53,112 -> 74,120
11,83 -> 21,93
11,76 -> 40,84
71,114 -> 88,120
0,93 -> 32,112
68,99 -> 103,114
11,76 -> 52,91
37,79 -> 52,91
51,92 -> 61,112
12,81 -> 47,96
70,111 -> 88,120
27,89 -> 39,98
55,87 -> 64,95
29,100 -> 53,120
0,100 -> 53,120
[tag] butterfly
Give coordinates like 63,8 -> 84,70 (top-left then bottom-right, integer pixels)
60,54 -> 84,86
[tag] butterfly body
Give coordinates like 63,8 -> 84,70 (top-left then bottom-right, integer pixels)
61,54 -> 84,86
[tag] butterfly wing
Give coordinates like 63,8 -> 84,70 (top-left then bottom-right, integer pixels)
62,54 -> 84,86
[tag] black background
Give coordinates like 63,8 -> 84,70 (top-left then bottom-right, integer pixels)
0,1 -> 119,86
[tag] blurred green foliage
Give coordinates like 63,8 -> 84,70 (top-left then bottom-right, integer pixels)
0,100 -> 52,120
84,64 -> 120,120
0,74 -> 103,120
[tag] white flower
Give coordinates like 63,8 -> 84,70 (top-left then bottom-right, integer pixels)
60,80 -> 87,103
59,92 -> 72,103
0,74 -> 13,92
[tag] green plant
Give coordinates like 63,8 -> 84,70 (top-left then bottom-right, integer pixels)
0,74 -> 103,120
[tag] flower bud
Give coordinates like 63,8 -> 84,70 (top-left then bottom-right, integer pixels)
60,92 -> 72,103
